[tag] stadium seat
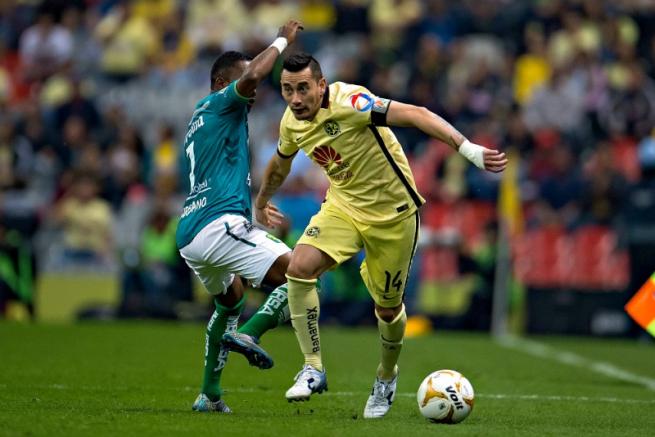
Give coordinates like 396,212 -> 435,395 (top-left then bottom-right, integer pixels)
513,226 -> 568,288
420,247 -> 458,281
611,137 -> 641,183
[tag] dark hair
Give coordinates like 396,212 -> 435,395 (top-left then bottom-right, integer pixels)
210,51 -> 252,88
282,52 -> 323,80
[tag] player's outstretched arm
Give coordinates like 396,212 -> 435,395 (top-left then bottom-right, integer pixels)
386,101 -> 508,173
254,154 -> 294,228
236,20 -> 303,98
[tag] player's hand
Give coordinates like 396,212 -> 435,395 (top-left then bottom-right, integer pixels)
482,148 -> 508,173
255,201 -> 285,228
277,20 -> 304,45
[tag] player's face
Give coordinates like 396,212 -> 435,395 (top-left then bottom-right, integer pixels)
280,67 -> 326,121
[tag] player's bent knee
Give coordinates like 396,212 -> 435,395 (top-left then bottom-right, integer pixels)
375,304 -> 403,323
217,277 -> 245,307
263,252 -> 292,287
286,259 -> 322,281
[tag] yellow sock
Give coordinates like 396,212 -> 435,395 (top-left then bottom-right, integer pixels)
376,304 -> 406,380
286,274 -> 323,372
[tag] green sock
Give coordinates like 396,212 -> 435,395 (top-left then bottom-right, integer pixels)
201,296 -> 245,401
238,284 -> 289,339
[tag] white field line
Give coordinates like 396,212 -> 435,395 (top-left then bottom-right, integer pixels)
496,335 -> 655,392
326,391 -> 655,405
3,383 -> 652,405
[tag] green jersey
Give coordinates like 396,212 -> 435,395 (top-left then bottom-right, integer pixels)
176,81 -> 253,249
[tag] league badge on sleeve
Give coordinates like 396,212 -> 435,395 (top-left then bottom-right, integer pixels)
372,97 -> 390,113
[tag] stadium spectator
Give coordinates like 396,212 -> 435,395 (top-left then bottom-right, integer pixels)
53,172 -> 113,266
522,65 -> 587,135
118,205 -> 191,319
18,9 -> 73,83
536,143 -> 583,228
94,2 -> 159,82
580,143 -> 627,226
185,0 -> 249,55
601,63 -> 655,139
155,13 -> 195,75
0,116 -> 34,191
105,124 -> 147,209
151,123 -> 178,179
53,79 -> 101,132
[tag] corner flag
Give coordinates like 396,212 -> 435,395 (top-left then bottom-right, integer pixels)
625,273 -> 655,337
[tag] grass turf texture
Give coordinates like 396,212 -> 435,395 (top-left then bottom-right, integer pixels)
1,322 -> 654,436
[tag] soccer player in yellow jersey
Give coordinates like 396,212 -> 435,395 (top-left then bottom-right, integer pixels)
255,53 -> 507,418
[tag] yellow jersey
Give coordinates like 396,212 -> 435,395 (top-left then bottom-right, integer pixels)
278,82 -> 425,224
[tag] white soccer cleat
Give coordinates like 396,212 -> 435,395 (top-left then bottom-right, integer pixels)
285,364 -> 328,402
363,372 -> 398,418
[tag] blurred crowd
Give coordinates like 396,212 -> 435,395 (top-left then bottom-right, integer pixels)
1,0 -> 655,325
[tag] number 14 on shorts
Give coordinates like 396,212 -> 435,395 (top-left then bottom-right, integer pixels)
384,270 -> 402,293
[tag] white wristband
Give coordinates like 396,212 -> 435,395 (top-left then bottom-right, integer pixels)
269,37 -> 288,54
458,139 -> 485,169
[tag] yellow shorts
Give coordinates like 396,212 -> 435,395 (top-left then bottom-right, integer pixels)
296,201 -> 420,308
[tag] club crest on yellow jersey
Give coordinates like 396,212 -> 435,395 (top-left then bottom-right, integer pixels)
323,119 -> 341,137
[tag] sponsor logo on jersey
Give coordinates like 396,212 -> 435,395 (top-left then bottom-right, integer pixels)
305,226 -> 320,237
350,92 -> 374,112
312,145 -> 341,167
189,178 -> 211,197
312,145 -> 353,181
323,119 -> 341,137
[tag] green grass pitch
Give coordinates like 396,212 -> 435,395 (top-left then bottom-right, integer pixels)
1,322 -> 654,436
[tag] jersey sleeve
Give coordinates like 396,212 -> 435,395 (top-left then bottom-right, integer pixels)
277,111 -> 299,158
209,80 -> 251,113
336,83 -> 391,127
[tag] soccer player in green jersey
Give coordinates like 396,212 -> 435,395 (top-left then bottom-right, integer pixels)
176,20 -> 303,413
255,53 -> 507,418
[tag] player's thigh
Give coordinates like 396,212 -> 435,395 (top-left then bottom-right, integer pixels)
179,215 -> 291,294
179,254 -> 235,296
359,212 -> 420,308
262,251 -> 292,288
220,219 -> 292,288
216,275 -> 245,307
294,203 -> 363,273
287,244 -> 337,279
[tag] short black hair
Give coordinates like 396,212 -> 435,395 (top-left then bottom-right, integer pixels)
282,52 -> 323,80
210,51 -> 252,88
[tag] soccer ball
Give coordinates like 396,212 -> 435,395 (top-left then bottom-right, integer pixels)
416,369 -> 475,424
